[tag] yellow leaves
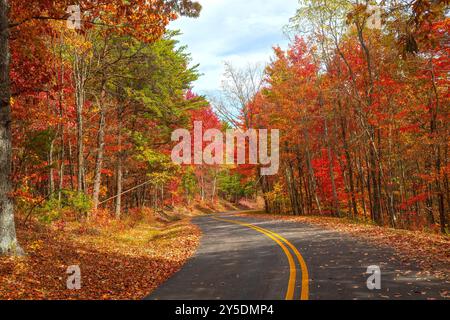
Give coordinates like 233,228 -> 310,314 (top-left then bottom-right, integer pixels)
66,32 -> 93,56
28,240 -> 44,252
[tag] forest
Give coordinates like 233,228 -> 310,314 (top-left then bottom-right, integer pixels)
250,0 -> 449,233
0,0 -> 448,301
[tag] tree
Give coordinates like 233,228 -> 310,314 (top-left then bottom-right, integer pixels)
0,0 -> 201,255
244,0 -> 448,232
0,0 -> 23,255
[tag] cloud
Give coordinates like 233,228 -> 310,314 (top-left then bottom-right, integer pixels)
169,0 -> 298,94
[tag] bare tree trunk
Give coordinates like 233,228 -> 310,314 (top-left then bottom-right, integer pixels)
304,129 -> 322,215
0,0 -> 23,255
211,172 -> 217,202
339,106 -> 358,219
74,52 -> 87,193
296,151 -> 311,215
257,169 -> 270,213
115,104 -> 124,219
200,174 -> 205,202
324,118 -> 339,216
115,155 -> 122,218
49,140 -> 55,196
295,154 -> 306,216
58,144 -> 64,203
58,32 -> 65,203
92,86 -> 106,210
68,139 -> 75,190
429,60 -> 447,233
444,145 -> 450,225
285,162 -> 300,215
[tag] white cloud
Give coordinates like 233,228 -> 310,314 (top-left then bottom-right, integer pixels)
169,0 -> 299,94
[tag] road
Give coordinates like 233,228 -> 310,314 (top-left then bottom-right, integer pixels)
148,212 -> 449,300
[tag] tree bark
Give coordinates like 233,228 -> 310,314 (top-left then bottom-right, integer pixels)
92,85 -> 106,210
49,139 -> 55,196
0,0 -> 23,255
324,118 -> 339,216
304,129 -> 322,215
115,103 -> 124,219
74,51 -> 87,193
58,33 -> 65,203
429,59 -> 447,233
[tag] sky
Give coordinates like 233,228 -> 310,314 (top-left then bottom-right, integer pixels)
169,0 -> 299,96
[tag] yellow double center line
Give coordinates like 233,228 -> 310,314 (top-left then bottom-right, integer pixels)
212,215 -> 309,300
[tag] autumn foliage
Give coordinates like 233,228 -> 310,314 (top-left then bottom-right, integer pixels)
246,1 -> 448,233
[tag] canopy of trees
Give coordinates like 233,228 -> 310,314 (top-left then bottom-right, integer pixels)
0,0 -> 448,257
246,0 -> 448,233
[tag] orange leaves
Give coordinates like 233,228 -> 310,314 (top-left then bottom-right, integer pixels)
0,217 -> 201,300
400,193 -> 429,211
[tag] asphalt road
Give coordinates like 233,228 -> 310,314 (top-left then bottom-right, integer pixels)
148,212 -> 449,300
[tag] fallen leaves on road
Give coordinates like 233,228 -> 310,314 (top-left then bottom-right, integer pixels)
237,212 -> 449,280
0,217 -> 201,300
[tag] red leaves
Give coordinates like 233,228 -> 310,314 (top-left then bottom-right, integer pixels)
400,193 -> 429,211
0,217 -> 201,300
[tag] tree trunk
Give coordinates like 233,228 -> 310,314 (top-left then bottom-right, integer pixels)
58,32 -> 65,203
429,59 -> 447,233
0,0 -> 23,255
92,86 -> 106,210
324,118 -> 339,216
211,173 -> 217,202
49,140 -> 55,196
68,139 -> 75,190
287,163 -> 300,215
304,129 -> 322,215
257,168 -> 270,213
74,52 -> 86,193
339,107 -> 358,219
115,104 -> 124,219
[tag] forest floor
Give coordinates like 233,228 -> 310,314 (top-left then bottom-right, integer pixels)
237,211 -> 450,281
0,210 -> 202,300
0,200 -> 256,300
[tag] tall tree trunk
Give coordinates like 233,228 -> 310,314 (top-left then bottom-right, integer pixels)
58,32 -> 65,203
295,158 -> 306,216
74,52 -> 86,193
339,107 -> 358,219
92,85 -> 106,210
115,104 -> 124,219
304,129 -> 322,215
0,0 -> 22,255
429,59 -> 447,233
286,161 -> 301,215
324,118 -> 339,216
58,143 -> 64,204
49,140 -> 55,196
356,20 -> 383,225
115,151 -> 122,218
257,168 -> 270,213
211,172 -> 217,202
68,139 -> 75,190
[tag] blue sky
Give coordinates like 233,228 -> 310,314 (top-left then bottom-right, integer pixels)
169,0 -> 299,95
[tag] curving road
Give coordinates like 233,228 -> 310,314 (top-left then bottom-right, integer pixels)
147,212 -> 449,300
